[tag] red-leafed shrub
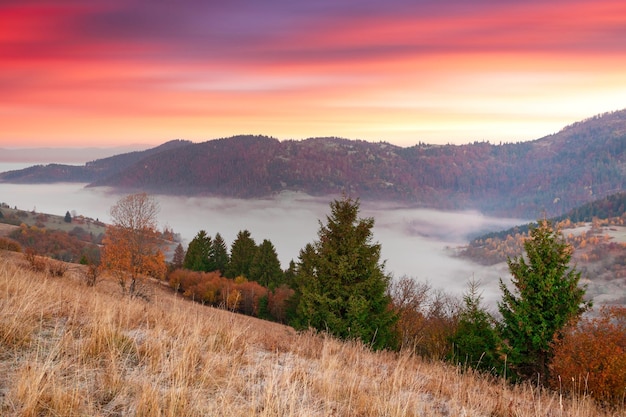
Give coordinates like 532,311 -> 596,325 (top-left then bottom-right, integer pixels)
550,306 -> 626,407
267,285 -> 295,323
0,237 -> 21,252
167,269 -> 275,317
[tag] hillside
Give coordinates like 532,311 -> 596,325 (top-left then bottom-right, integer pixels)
2,110 -> 626,217
0,253 -> 619,416
458,192 -> 626,304
0,139 -> 191,183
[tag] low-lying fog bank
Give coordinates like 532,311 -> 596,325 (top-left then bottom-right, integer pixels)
1,183 -> 529,306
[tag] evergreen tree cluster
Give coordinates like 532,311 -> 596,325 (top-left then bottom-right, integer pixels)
179,229 -> 285,290
447,220 -> 590,384
171,196 -> 398,350
170,198 -> 592,387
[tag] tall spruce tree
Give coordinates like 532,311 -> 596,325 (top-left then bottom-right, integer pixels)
211,233 -> 229,275
183,230 -> 213,271
498,219 -> 591,383
226,230 -> 257,279
292,196 -> 397,350
250,239 -> 284,288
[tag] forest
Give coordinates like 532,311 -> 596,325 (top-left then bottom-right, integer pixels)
2,110 -> 626,218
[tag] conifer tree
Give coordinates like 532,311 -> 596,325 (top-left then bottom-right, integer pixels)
293,196 -> 397,350
250,239 -> 283,288
64,211 -> 72,223
210,232 -> 229,275
284,259 -> 297,288
171,243 -> 185,270
450,279 -> 502,375
183,230 -> 213,271
498,219 -> 591,383
226,230 -> 257,279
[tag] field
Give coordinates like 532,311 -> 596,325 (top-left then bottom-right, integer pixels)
0,205 -> 106,236
0,251 -> 622,416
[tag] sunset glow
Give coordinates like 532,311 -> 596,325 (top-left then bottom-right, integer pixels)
2,0 -> 626,147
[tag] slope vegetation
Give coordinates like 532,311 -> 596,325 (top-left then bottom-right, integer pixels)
0,253 -> 619,416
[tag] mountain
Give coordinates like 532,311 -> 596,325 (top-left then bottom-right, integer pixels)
0,140 -> 191,183
1,111 -> 625,217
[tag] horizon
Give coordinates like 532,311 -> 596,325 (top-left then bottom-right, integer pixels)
2,1 -> 626,148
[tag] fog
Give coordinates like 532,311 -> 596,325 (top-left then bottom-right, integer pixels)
0,183 -> 526,306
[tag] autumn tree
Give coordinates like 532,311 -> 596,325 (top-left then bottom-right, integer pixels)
249,239 -> 283,288
498,219 -> 591,383
101,193 -> 166,296
183,230 -> 213,271
226,230 -> 256,279
292,196 -> 397,350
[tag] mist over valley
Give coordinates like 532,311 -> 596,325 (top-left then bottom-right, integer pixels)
1,110 -> 625,307
0,182 -> 527,306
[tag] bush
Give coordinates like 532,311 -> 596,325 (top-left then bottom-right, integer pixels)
25,248 -> 48,273
0,237 -> 21,252
390,276 -> 460,360
47,259 -> 69,277
550,306 -> 626,407
167,268 -> 293,322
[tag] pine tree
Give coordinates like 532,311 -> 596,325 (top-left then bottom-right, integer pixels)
171,243 -> 185,270
183,230 -> 213,271
293,196 -> 397,350
450,279 -> 502,375
226,230 -> 257,279
498,219 -> 591,383
210,232 -> 229,275
284,259 -> 297,288
64,211 -> 72,223
250,239 -> 283,288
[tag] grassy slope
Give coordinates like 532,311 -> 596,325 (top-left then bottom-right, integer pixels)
0,252 -> 620,417
0,206 -> 106,236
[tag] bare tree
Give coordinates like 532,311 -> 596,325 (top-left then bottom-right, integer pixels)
101,193 -> 166,297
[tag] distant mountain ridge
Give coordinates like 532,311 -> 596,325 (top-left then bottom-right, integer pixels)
1,111 -> 625,217
0,140 -> 191,183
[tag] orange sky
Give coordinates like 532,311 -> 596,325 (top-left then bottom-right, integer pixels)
1,0 -> 626,148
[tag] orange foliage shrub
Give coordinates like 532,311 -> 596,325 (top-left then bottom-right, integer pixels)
11,224 -> 98,262
0,237 -> 21,252
168,269 -> 291,321
550,306 -> 626,406
24,247 -> 48,273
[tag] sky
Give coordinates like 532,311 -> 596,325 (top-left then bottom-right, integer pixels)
2,0 -> 626,148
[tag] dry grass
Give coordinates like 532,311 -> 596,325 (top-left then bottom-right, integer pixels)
0,253 -> 623,417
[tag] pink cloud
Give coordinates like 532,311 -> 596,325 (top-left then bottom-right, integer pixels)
1,0 -> 626,147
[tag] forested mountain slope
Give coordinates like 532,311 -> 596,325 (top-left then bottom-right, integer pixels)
2,111 -> 625,217
0,140 -> 191,183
